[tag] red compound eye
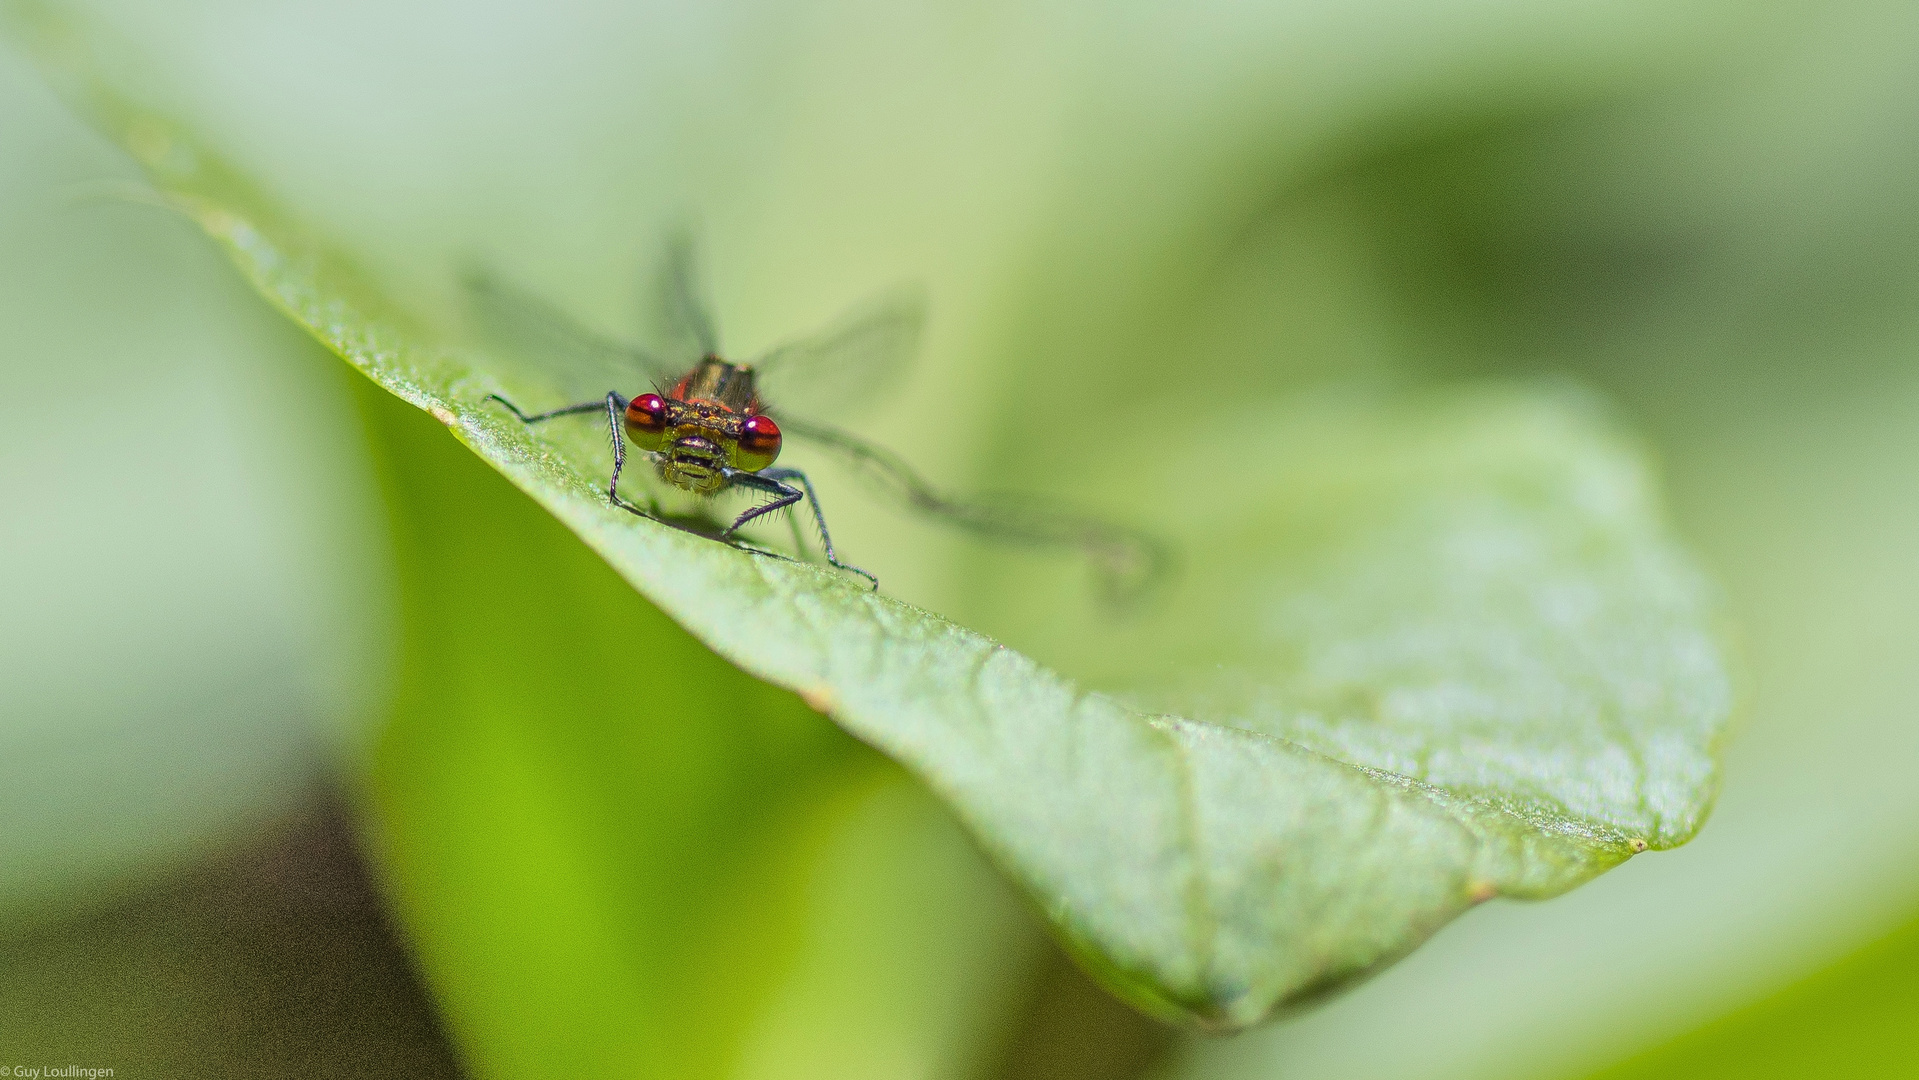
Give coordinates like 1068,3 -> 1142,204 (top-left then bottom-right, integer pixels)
624,393 -> 670,450
735,413 -> 782,471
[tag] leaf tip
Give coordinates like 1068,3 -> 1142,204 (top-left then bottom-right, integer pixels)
1627,837 -> 1649,854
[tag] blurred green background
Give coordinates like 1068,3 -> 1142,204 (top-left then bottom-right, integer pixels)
2,0 -> 1917,1077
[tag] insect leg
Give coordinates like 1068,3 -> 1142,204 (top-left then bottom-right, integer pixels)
601,392 -> 655,518
489,390 -> 654,517
486,393 -> 617,424
720,468 -> 803,532
729,466 -> 878,590
723,467 -> 878,590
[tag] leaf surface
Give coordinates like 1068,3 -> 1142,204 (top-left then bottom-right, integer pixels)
12,6 -> 1732,1030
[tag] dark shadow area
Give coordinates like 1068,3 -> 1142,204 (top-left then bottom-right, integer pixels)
1271,87 -> 1919,402
0,783 -> 466,1078
988,939 -> 1179,1080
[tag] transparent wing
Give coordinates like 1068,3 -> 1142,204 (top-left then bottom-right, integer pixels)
653,228 -> 722,359
465,269 -> 680,400
780,417 -> 1175,603
752,289 -> 924,419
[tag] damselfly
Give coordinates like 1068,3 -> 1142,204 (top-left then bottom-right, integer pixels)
473,239 -> 1168,597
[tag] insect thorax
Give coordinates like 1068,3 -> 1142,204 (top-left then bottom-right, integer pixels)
650,357 -> 761,495
673,356 -> 759,412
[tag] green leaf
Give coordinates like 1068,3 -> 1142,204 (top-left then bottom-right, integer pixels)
9,4 -> 1732,1031
353,370 -> 1039,1076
